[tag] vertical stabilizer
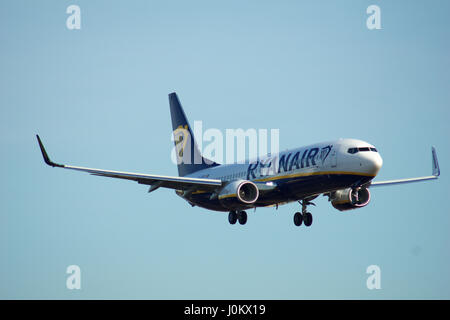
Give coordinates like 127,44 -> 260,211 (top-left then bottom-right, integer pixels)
169,92 -> 218,176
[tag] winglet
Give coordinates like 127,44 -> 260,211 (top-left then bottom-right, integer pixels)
36,135 -> 64,168
432,146 -> 440,177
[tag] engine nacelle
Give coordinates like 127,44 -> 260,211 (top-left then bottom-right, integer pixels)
331,187 -> 371,212
218,180 -> 259,209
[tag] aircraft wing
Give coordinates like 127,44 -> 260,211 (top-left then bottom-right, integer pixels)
369,147 -> 440,187
36,135 -> 223,192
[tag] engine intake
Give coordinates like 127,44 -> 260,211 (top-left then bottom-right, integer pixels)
218,180 -> 259,209
331,187 -> 371,211
237,181 -> 259,203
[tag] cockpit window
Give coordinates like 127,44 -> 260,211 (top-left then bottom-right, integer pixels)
348,147 -> 378,154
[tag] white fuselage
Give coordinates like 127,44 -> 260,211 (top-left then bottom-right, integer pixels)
189,138 -> 382,183
181,138 -> 383,211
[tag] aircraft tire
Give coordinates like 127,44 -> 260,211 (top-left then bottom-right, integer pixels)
303,212 -> 313,227
238,211 -> 247,225
294,212 -> 303,226
228,211 -> 237,225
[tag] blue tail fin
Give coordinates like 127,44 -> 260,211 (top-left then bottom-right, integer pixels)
169,92 -> 218,176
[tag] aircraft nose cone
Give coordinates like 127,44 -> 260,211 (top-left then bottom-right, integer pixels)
367,153 -> 383,175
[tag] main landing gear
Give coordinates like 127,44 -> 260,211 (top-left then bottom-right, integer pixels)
228,211 -> 247,225
293,200 -> 314,227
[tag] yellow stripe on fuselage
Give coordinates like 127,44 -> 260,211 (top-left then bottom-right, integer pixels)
189,171 -> 375,195
218,193 -> 237,200
254,170 -> 375,183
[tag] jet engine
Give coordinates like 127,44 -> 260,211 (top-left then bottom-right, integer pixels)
218,180 -> 259,209
331,187 -> 371,211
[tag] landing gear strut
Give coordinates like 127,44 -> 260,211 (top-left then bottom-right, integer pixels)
228,211 -> 247,225
293,200 -> 314,227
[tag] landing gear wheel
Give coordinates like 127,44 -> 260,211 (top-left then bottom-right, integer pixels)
238,211 -> 247,225
228,211 -> 237,225
303,212 -> 313,227
293,212 -> 303,226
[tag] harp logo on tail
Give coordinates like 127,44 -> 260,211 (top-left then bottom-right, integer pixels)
173,125 -> 190,159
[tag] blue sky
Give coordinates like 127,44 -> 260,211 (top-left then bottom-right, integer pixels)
1,0 -> 449,299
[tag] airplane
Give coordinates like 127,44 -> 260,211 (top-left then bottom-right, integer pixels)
36,92 -> 441,227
